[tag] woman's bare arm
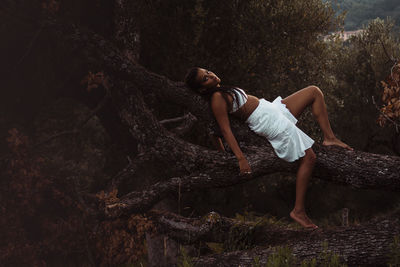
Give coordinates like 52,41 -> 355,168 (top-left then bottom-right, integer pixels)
210,135 -> 225,152
211,92 -> 251,174
211,92 -> 244,159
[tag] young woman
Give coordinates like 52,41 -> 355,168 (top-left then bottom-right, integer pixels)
184,67 -> 353,229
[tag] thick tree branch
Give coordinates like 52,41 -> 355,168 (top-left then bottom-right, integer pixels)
159,113 -> 197,125
104,144 -> 400,219
191,210 -> 400,266
48,19 -> 400,212
160,112 -> 198,136
4,4 -> 400,267
141,208 -> 400,266
147,210 -> 308,246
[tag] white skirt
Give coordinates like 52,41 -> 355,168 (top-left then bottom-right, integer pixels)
245,97 -> 314,162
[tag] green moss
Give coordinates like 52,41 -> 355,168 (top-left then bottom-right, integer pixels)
300,258 -> 317,267
252,242 -> 347,267
388,235 -> 400,267
266,246 -> 297,267
252,255 -> 262,267
317,241 -> 347,267
177,246 -> 194,267
224,222 -> 256,251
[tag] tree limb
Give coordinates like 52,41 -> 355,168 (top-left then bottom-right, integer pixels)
191,209 -> 400,266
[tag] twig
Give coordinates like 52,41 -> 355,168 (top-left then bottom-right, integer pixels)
14,22 -> 45,71
159,112 -> 197,125
378,36 -> 397,64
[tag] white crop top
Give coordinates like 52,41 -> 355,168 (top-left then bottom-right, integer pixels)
229,87 -> 248,113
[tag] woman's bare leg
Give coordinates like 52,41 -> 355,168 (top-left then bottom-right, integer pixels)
290,148 -> 318,229
281,86 -> 353,150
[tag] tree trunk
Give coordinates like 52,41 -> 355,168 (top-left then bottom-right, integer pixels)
149,209 -> 400,266
4,5 -> 400,265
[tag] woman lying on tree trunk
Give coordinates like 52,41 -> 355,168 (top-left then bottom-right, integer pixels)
184,67 -> 353,230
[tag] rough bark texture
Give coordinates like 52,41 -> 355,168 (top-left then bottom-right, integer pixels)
49,20 -> 400,260
148,209 -> 400,266
192,212 -> 400,266
51,21 -> 400,194
104,143 -> 400,218
4,6 -> 400,265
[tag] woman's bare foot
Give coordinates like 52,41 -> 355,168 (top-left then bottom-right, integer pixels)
290,209 -> 318,229
323,137 -> 353,151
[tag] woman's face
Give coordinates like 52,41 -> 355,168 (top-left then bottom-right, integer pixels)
196,68 -> 221,93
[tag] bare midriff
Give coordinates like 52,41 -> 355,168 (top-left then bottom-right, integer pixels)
230,95 -> 260,121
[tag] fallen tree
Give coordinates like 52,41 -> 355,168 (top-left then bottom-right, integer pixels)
54,20 -> 400,266
2,3 -> 400,266
149,209 -> 400,266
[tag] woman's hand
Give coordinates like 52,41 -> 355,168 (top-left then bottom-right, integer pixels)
238,157 -> 252,176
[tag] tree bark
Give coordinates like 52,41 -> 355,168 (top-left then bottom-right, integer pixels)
49,21 -> 400,194
193,216 -> 400,267
5,10 -> 400,265
148,210 -> 400,267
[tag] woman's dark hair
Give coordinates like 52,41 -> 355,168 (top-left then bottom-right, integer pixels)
184,67 -> 246,113
184,67 -> 202,90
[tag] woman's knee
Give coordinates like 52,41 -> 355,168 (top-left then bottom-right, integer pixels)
303,148 -> 317,165
308,85 -> 324,99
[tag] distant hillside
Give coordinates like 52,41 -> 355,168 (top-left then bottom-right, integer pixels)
330,0 -> 400,30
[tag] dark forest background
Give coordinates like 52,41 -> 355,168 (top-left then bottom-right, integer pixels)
136,0 -> 400,224
1,0 -> 400,266
330,0 -> 400,30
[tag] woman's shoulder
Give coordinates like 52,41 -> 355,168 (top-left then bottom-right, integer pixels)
221,85 -> 241,90
210,90 -> 233,101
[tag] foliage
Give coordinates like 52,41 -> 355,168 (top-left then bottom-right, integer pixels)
177,246 -> 195,267
131,0 -> 348,146
235,211 -> 289,227
205,242 -> 225,254
134,0 -> 342,97
41,0 -> 60,16
3,0 -> 400,265
223,222 -> 256,251
378,62 -> 400,130
0,127 -> 156,266
95,189 -> 155,266
127,0 -> 400,153
0,128 -> 91,266
326,17 -> 400,152
300,258 -> 317,267
94,212 -> 155,266
202,212 -> 289,255
330,0 -> 400,30
223,211 -> 290,252
130,0 -> 400,154
253,256 -> 263,267
266,246 -> 297,267
388,235 -> 400,267
318,241 -> 347,267
252,242 -> 347,267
